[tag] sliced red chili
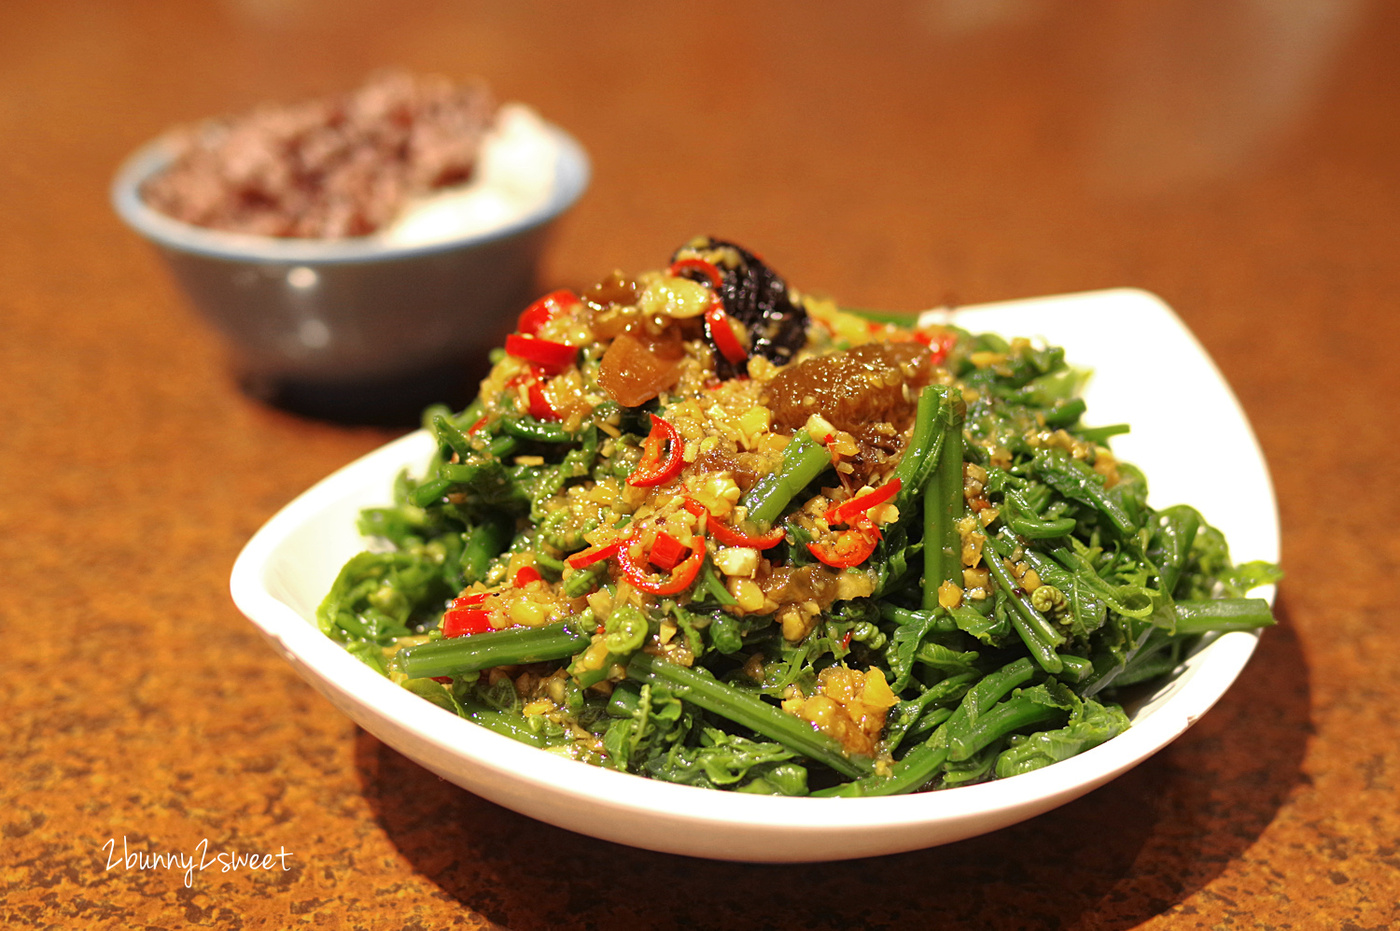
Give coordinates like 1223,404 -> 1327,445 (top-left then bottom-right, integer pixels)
825,478 -> 902,527
442,592 -> 495,638
806,521 -> 881,568
705,299 -> 749,366
442,607 -> 494,638
449,592 -> 489,607
647,531 -> 689,571
618,534 -> 706,596
504,333 -> 577,375
513,565 -> 543,587
915,329 -> 959,365
684,498 -> 786,550
467,415 -> 490,435
566,538 -> 623,569
667,257 -> 724,290
527,380 -> 560,421
516,289 -> 580,336
709,519 -> 786,550
930,331 -> 958,365
628,414 -> 685,488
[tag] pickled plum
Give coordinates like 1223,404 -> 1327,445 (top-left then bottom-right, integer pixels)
597,326 -> 685,407
763,341 -> 932,436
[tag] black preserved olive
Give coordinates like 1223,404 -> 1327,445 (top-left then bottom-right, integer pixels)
670,237 -> 810,378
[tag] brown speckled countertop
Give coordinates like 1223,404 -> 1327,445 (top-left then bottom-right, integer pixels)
4,1 -> 1398,928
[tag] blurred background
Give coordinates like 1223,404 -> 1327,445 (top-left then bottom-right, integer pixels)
10,1 -> 1386,319
3,1 -> 1398,928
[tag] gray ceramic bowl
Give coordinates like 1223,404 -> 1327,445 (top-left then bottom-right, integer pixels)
111,121 -> 589,417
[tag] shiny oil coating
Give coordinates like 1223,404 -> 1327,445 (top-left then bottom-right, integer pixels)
3,2 -> 1397,929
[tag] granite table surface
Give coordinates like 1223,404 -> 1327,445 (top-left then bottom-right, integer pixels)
3,1 -> 1398,928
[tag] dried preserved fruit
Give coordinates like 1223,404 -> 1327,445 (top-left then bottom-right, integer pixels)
764,341 -> 932,436
597,326 -> 685,407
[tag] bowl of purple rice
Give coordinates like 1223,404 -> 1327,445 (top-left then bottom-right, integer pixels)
112,72 -> 589,422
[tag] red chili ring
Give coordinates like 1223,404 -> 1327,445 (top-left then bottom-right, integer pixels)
617,533 -> 705,596
627,414 -> 685,488
704,299 -> 749,366
667,257 -> 724,290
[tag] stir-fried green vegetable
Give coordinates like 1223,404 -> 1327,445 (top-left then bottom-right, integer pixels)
318,238 -> 1280,796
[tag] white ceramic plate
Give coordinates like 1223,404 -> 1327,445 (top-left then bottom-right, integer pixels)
230,288 -> 1278,862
